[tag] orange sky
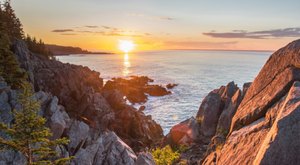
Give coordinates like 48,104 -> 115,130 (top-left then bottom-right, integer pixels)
12,0 -> 300,53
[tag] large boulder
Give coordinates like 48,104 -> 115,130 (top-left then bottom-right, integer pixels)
72,131 -> 137,165
231,39 -> 300,132
167,117 -> 201,146
196,81 -> 239,139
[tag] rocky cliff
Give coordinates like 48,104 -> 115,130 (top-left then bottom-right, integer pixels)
202,39 -> 300,165
0,40 -> 162,164
166,39 -> 300,165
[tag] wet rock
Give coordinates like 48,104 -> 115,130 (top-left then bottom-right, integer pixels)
166,83 -> 178,89
144,85 -> 171,96
103,76 -> 171,104
138,105 -> 146,112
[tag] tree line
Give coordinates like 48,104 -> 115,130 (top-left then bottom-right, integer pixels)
0,1 -> 71,164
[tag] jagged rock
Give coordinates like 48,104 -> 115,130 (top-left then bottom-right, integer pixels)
135,152 -> 155,165
67,120 -> 90,154
49,106 -> 70,140
12,40 -> 163,152
72,131 -> 137,165
110,104 -> 163,152
196,90 -> 222,138
216,89 -> 242,136
242,82 -> 252,97
167,117 -> 200,146
196,81 -> 240,140
254,81 -> 300,164
231,40 -> 300,132
0,76 -> 157,165
203,40 -> 300,165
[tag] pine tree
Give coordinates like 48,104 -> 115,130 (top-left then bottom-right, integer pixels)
1,0 -> 24,40
0,4 -> 27,89
0,83 -> 72,165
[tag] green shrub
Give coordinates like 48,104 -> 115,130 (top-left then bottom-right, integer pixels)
151,145 -> 180,165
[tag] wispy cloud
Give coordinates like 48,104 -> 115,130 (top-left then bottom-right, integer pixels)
52,29 -> 74,33
52,26 -> 152,37
85,25 -> 98,28
203,27 -> 300,39
60,33 -> 77,36
165,41 -> 237,48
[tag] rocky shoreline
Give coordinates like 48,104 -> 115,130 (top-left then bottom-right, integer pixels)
1,39 -> 300,164
1,40 -> 167,164
162,39 -> 300,164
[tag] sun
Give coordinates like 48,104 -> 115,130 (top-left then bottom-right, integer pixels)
118,40 -> 135,53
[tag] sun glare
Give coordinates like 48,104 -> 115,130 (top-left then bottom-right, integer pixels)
118,40 -> 135,53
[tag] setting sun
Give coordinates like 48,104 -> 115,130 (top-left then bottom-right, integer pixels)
118,40 -> 135,53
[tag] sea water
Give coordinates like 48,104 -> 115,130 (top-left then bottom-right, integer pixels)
57,50 -> 270,134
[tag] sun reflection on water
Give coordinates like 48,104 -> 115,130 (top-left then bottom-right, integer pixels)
123,53 -> 131,76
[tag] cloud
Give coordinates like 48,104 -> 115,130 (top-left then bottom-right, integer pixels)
102,26 -> 118,30
53,26 -> 151,37
203,27 -> 300,39
85,25 -> 98,28
60,33 -> 77,36
165,41 -> 237,48
52,29 -> 74,33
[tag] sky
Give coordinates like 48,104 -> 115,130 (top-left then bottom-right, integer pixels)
12,0 -> 300,52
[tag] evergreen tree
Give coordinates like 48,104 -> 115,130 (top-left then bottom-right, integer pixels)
1,0 -> 24,40
0,83 -> 72,165
25,34 -> 53,59
0,5 -> 27,89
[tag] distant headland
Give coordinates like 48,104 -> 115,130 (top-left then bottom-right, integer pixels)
46,44 -> 113,55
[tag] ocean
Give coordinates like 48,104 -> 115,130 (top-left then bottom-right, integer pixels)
57,50 -> 271,134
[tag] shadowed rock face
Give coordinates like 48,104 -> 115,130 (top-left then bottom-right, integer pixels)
11,40 -> 163,153
196,81 -> 240,139
0,77 -> 156,165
